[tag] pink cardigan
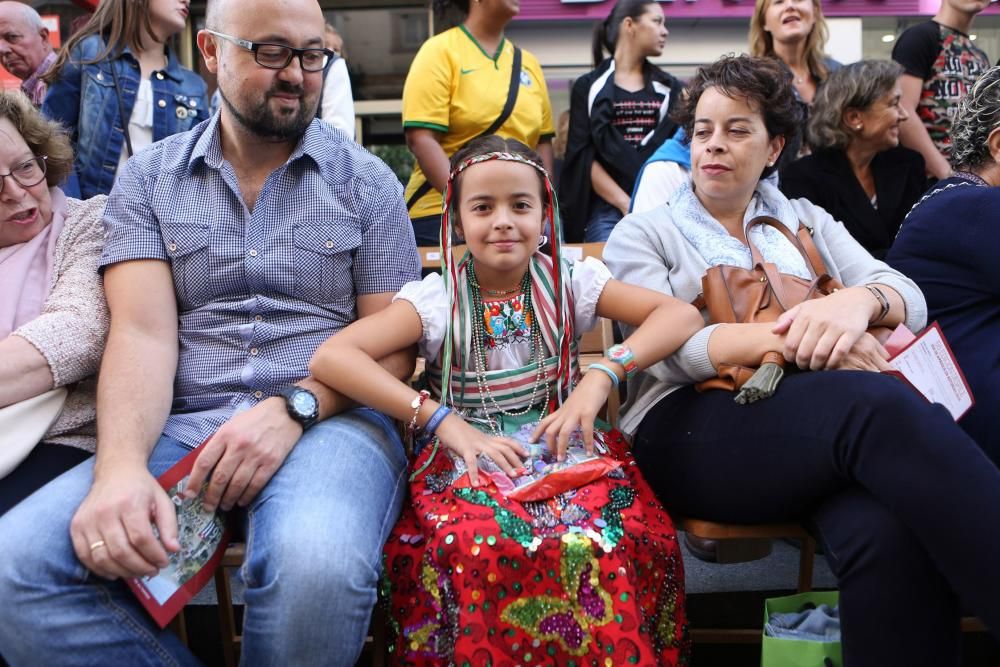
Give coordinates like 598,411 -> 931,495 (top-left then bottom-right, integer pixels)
12,195 -> 109,453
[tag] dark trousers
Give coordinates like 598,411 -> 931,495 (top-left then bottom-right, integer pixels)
634,370 -> 1000,667
0,443 -> 90,517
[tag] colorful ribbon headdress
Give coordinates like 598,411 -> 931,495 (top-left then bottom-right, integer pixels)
436,149 -> 574,409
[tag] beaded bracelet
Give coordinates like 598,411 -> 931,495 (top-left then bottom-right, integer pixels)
864,284 -> 891,324
588,362 -> 620,389
423,405 -> 452,435
407,390 -> 430,435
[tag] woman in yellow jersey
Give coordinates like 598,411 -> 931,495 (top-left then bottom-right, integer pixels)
402,0 -> 555,246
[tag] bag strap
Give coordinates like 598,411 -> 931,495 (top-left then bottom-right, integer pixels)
745,216 -> 831,279
109,56 -> 134,158
406,46 -> 523,212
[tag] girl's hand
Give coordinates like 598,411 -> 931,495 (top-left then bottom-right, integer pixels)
434,414 -> 528,487
772,287 -> 876,371
531,370 -> 611,460
827,332 -> 891,372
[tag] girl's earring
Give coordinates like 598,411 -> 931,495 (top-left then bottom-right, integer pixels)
855,125 -> 862,130
537,234 -> 548,248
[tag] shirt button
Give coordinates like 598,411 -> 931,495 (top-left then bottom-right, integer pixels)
96,72 -> 104,81
325,240 -> 334,249
254,315 -> 263,322
254,390 -> 263,399
156,72 -> 164,80
248,249 -> 258,257
157,99 -> 166,108
250,347 -> 259,356
168,243 -> 177,252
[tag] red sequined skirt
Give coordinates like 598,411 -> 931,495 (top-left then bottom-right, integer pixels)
380,428 -> 690,666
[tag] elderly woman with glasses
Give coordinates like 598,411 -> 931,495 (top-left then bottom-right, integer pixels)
0,90 -> 109,516
888,65 -> 1000,464
781,60 -> 926,259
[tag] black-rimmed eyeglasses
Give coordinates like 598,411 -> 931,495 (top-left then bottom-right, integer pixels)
0,155 -> 46,195
205,30 -> 333,72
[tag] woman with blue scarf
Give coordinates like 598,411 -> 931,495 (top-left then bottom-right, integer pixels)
605,55 -> 1000,666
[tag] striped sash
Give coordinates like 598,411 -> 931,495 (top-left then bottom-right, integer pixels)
434,251 -> 578,411
428,344 -> 581,410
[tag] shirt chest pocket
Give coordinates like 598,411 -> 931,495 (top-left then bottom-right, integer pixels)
292,223 -> 362,304
163,223 -> 212,307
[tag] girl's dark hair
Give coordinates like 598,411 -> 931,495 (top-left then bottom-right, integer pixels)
673,54 -> 804,178
449,135 -> 549,206
591,0 -> 657,67
45,0 -> 157,84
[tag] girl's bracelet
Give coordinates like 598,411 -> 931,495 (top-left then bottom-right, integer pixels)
424,405 -> 451,435
588,362 -> 620,389
407,390 -> 430,435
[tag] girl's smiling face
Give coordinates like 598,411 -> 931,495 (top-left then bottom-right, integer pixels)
454,159 -> 546,289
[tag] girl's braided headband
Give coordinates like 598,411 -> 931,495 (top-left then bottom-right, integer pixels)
448,151 -> 550,183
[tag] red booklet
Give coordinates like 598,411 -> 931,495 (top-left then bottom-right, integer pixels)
126,440 -> 231,628
883,322 -> 975,422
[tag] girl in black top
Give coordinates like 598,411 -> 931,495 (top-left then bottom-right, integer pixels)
560,0 -> 683,242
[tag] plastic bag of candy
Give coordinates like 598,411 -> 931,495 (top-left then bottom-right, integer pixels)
454,422 -> 621,501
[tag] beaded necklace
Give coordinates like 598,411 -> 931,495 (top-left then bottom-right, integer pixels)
467,259 -> 550,435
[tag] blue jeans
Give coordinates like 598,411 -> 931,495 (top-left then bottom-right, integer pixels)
0,408 -> 407,667
583,199 -> 622,243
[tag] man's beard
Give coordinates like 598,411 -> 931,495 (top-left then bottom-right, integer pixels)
219,81 -> 316,140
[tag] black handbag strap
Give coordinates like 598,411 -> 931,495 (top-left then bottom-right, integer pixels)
109,56 -> 134,158
407,46 -> 523,211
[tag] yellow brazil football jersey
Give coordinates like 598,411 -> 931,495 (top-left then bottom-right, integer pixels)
402,25 -> 555,220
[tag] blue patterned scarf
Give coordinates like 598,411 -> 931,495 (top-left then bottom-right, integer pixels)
668,179 -> 810,278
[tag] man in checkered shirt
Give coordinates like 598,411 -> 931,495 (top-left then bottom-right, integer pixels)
0,0 -> 419,664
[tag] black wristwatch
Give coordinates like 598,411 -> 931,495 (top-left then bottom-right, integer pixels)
279,385 -> 319,430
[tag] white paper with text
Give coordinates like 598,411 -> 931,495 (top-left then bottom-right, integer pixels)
887,323 -> 973,421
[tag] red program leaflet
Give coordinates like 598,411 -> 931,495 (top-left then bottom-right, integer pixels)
884,322 -> 975,422
126,440 -> 232,628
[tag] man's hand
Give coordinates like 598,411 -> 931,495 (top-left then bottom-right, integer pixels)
183,397 -> 302,512
70,466 -> 179,580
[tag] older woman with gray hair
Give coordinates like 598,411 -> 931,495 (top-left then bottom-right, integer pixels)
888,65 -> 1000,463
781,60 -> 926,258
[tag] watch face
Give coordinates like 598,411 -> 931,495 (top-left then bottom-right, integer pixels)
291,390 -> 318,416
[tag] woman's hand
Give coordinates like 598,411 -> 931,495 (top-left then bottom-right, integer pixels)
531,370 -> 611,460
772,287 -> 878,371
434,414 -> 528,487
827,332 -> 891,372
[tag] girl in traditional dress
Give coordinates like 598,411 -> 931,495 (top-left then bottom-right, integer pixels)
310,135 -> 702,665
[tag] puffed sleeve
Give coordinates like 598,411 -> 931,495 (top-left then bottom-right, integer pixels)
392,272 -> 450,363
570,256 -> 612,335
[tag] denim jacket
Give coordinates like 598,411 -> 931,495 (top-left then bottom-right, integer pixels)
42,35 -> 207,199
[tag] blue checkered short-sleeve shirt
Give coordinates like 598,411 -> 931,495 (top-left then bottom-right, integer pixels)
100,115 -> 420,447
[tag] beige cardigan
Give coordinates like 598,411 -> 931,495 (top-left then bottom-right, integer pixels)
12,195 -> 109,452
604,195 -> 927,436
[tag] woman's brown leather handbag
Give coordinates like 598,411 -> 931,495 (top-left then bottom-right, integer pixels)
695,216 -> 843,401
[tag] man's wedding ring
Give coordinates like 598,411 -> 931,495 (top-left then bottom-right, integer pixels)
89,540 -> 106,552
